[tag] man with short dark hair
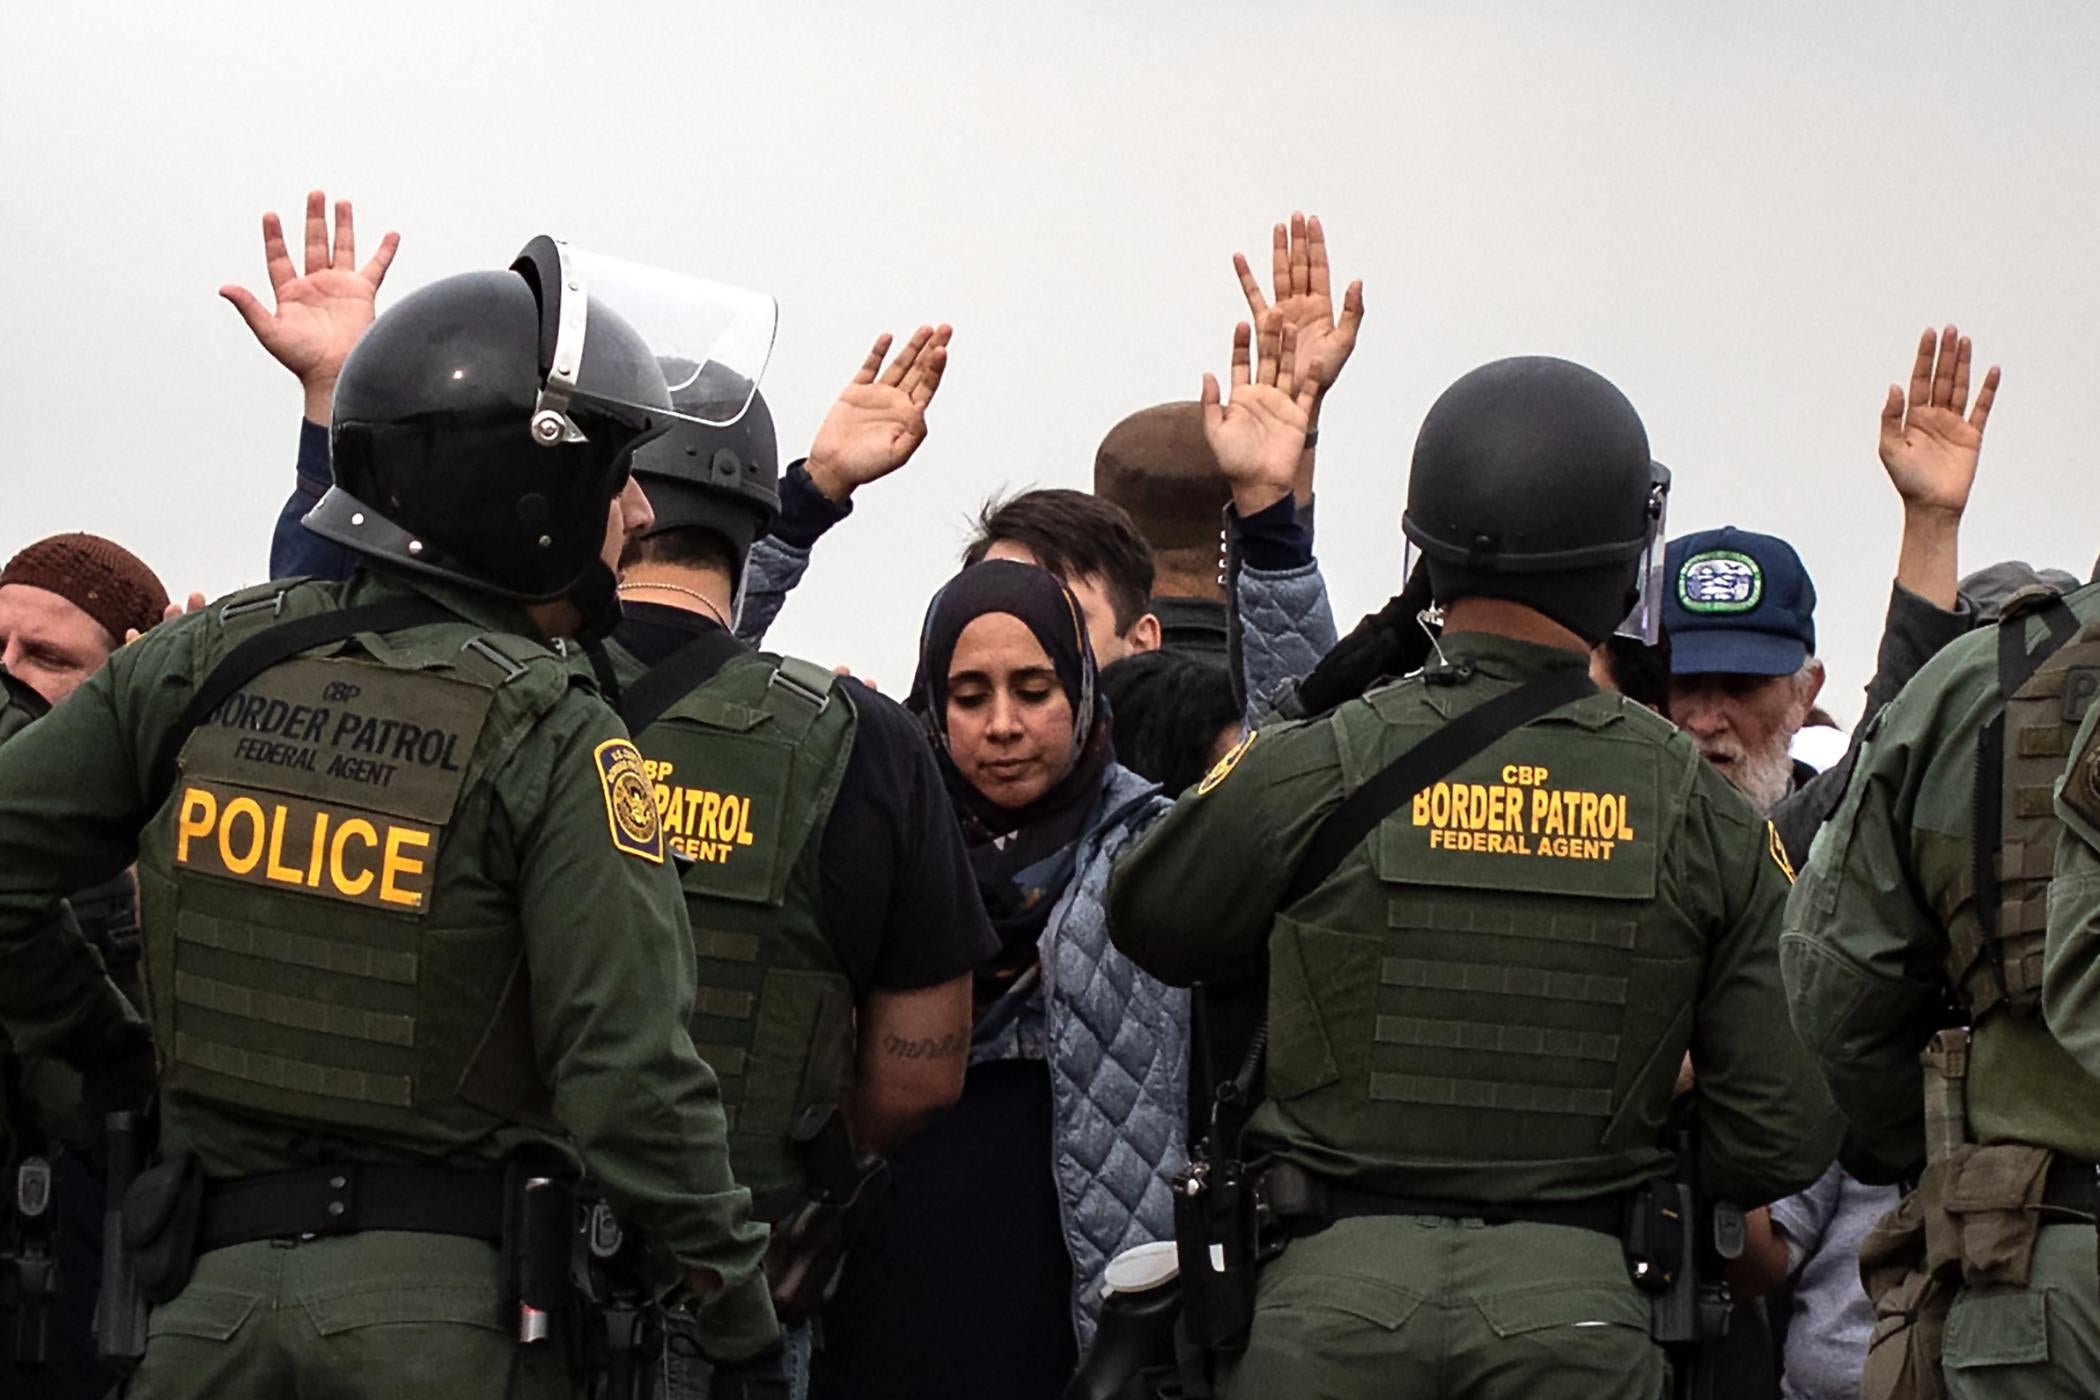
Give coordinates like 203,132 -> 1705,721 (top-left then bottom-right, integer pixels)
962,488 -> 1160,664
601,334 -> 995,1398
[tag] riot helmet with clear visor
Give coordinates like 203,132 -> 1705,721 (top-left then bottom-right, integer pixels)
1616,462 -> 1672,645
1399,355 -> 1660,645
308,238 -> 778,633
627,362 -> 781,584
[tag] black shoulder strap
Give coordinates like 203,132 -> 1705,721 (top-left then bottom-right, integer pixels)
1281,667 -> 1598,906
149,597 -> 457,810
583,643 -> 623,708
1999,597 -> 2081,695
1972,597 -> 2082,945
617,627 -> 752,736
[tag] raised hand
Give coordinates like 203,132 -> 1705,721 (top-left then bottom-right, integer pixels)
1201,312 -> 1321,516
1879,324 -> 2000,520
125,591 -> 207,645
220,190 -> 400,424
805,325 -> 953,505
1233,212 -> 1365,404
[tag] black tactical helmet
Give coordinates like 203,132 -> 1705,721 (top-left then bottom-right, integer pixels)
629,361 -> 780,581
1402,356 -> 1663,643
309,243 -> 672,619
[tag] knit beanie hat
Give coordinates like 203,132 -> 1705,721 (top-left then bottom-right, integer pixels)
1,534 -> 171,642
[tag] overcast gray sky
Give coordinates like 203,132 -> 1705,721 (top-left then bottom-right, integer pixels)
5,1 -> 2095,714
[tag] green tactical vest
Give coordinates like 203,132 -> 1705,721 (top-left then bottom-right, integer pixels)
1255,679 -> 1708,1193
133,581 -> 577,1150
613,644 -> 858,1197
1918,586 -> 2100,1157
1941,591 -> 2100,1021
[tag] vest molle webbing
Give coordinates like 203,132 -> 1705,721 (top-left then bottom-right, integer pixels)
138,583 -> 573,1144
1952,594 -> 2100,1021
624,649 -> 859,1196
1265,687 -> 1703,1171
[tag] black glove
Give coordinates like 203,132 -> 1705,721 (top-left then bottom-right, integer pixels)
711,1341 -> 792,1400
1292,560 -> 1437,718
83,1041 -> 155,1118
77,1040 -> 156,1159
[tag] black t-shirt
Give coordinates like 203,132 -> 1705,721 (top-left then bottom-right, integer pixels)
613,603 -> 996,1000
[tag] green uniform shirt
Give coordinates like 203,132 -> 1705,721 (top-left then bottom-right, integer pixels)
1108,631 -> 1836,1208
0,569 -> 775,1350
1785,583 -> 2100,1182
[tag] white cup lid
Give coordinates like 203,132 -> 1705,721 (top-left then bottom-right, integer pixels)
1101,1240 -> 1181,1297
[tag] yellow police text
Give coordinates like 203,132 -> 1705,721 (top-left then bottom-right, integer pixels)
173,783 -> 436,911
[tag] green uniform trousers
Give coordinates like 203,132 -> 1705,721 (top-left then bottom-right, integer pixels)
127,1231 -> 573,1400
1942,1223 -> 2100,1399
1223,1215 -> 1663,1400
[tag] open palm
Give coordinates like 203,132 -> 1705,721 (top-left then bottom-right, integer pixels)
806,325 -> 951,503
1202,314 -> 1319,515
1879,324 -> 1999,517
1234,213 -> 1365,398
221,190 -> 398,386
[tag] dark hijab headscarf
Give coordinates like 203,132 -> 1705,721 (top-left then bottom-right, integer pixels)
908,560 -> 1117,988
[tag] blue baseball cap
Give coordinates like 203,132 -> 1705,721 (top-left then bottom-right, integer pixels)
1662,527 -> 1817,677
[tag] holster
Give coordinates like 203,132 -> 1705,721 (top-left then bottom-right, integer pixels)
1859,1187 -> 1955,1400
573,1195 -> 660,1400
762,1160 -> 890,1329
119,1154 -> 202,1306
1170,1155 -> 1260,1360
2,1151 -> 59,1367
762,1105 -> 892,1328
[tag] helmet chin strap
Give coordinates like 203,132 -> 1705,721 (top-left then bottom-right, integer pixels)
567,560 -> 625,644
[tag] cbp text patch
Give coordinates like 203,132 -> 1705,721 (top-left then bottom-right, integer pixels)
596,739 -> 666,864
1677,551 -> 1763,614
1380,734 -> 1662,901
640,756 -> 758,866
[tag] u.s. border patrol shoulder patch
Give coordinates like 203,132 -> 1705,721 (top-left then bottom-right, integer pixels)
1678,551 -> 1763,614
595,738 -> 665,863
1767,821 -> 1796,884
2066,719 -> 2100,833
1197,730 -> 1257,796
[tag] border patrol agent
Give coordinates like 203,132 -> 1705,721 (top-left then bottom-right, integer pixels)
1786,577 -> 2100,1398
0,239 -> 790,1399
1107,356 -> 1839,1399
590,370 -> 988,1398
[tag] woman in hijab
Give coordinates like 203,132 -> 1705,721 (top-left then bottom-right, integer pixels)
812,559 -> 1187,1400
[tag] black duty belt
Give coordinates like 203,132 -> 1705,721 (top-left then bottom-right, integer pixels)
197,1164 -> 505,1254
1260,1162 -> 1626,1239
2041,1157 -> 2100,1220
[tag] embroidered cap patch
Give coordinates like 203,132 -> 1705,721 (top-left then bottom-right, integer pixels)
1677,551 -> 1763,614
